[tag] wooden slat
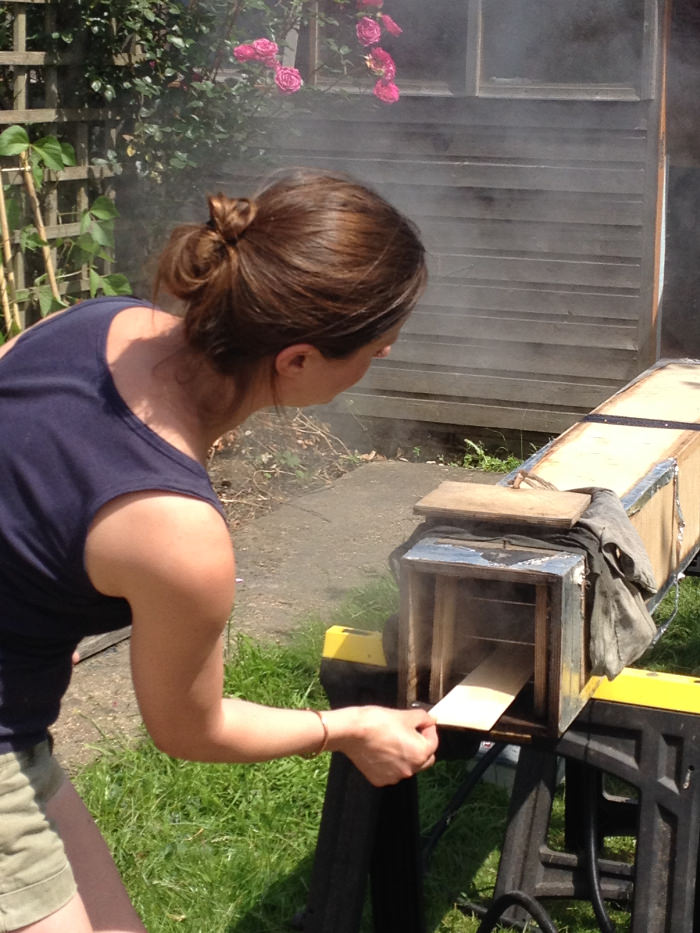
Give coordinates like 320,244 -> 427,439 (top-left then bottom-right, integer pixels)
334,392 -> 589,435
433,252 -> 641,289
418,218 -> 642,259
414,482 -> 591,528
279,154 -> 647,196
533,586 -> 549,718
270,121 -> 647,163
404,310 -> 637,350
363,367 -> 618,410
385,185 -> 644,226
422,283 -> 640,321
0,107 -> 119,125
429,576 -> 458,704
0,51 -> 48,65
430,643 -> 533,730
385,339 -> 637,379
287,96 -> 650,131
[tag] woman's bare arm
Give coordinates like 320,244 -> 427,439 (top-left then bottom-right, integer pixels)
85,492 -> 437,785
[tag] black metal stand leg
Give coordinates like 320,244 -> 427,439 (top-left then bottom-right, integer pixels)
370,775 -> 425,933
303,751 -> 381,933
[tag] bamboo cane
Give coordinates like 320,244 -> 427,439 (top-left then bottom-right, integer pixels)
0,174 -> 21,331
19,152 -> 61,303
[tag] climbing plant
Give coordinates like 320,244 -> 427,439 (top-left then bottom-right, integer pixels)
0,124 -> 130,338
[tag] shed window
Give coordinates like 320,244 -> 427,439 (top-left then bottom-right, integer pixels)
471,0 -> 653,100
297,0 -> 469,96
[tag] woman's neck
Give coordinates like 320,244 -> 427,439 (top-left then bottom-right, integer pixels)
107,306 -> 270,465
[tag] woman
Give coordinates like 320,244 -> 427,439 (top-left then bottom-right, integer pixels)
0,168 -> 438,932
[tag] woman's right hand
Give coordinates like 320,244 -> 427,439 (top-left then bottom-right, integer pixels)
329,705 -> 439,787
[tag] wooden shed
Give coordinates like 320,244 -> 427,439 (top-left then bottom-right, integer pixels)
216,0 -> 688,439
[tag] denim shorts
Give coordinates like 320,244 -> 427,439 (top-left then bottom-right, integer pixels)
0,740 -> 77,931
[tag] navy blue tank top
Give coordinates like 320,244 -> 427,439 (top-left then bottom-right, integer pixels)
0,296 -> 225,751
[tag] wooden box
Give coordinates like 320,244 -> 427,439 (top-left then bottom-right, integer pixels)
397,359 -> 700,739
398,537 -> 591,739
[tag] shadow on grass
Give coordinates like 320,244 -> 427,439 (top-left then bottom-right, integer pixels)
225,852 -> 315,933
227,760 -> 511,933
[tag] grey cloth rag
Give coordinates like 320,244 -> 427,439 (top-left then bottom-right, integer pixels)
566,487 -> 657,678
389,487 -> 658,680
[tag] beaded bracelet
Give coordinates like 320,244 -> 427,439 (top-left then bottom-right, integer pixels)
303,708 -> 329,759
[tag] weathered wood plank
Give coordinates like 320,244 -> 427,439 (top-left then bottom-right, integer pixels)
0,51 -> 48,65
422,282 -> 640,320
269,122 -> 647,163
404,309 -> 637,350
414,482 -> 591,528
273,154 -> 647,196
362,367 -> 621,409
0,107 -> 119,125
418,218 -> 643,259
385,340 -> 637,379
433,253 -> 641,289
336,392 -> 595,435
286,96 -> 649,131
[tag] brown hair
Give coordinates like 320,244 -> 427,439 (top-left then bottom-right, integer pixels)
154,168 -> 426,396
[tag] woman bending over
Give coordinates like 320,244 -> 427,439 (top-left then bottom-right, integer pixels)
0,168 -> 437,932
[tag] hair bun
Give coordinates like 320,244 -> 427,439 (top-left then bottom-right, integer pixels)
207,193 -> 258,245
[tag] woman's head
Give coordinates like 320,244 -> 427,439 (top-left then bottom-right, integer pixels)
154,168 -> 426,404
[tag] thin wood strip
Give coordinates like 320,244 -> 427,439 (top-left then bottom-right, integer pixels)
0,108 -> 119,125
0,180 -> 21,330
428,576 -> 458,704
533,585 -> 548,718
20,152 -> 60,301
431,643 -> 533,730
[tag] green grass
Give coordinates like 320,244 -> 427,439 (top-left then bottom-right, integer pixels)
75,575 -> 700,932
637,573 -> 700,674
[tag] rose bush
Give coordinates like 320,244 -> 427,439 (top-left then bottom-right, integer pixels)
274,65 -> 304,95
356,16 -> 383,47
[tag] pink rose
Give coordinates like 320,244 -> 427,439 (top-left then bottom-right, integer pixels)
357,0 -> 383,6
274,64 -> 303,95
366,48 -> 396,80
373,79 -> 399,103
380,13 -> 403,37
356,16 -> 382,47
252,37 -> 279,66
233,44 -> 258,62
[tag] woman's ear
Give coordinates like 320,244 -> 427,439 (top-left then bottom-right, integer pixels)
274,344 -> 319,379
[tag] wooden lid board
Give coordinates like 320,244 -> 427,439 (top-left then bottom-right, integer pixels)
414,481 -> 591,529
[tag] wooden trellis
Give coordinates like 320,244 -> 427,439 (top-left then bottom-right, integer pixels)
0,0 -> 121,326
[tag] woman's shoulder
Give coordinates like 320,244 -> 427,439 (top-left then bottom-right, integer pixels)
85,489 -> 235,610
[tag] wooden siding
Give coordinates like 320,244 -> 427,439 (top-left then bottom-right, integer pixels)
215,43 -> 666,437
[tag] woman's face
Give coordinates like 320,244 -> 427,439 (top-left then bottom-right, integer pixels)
318,323 -> 403,401
275,322 -> 404,408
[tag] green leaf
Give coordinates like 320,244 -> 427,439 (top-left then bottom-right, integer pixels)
87,221 -> 114,249
100,273 -> 132,296
31,136 -> 65,172
36,284 -> 59,317
0,125 -> 30,157
60,141 -> 77,167
89,267 -> 104,297
3,194 -> 21,231
88,195 -> 119,220
77,233 -> 101,256
20,229 -> 48,251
